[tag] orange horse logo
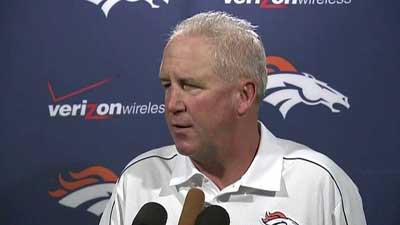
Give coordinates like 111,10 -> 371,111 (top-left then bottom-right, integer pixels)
85,0 -> 170,17
49,166 -> 117,216
262,211 -> 299,225
265,56 -> 350,118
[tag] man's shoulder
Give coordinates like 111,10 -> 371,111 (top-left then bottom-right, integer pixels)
276,138 -> 358,191
120,145 -> 179,177
261,123 -> 342,172
278,138 -> 338,171
129,145 -> 178,163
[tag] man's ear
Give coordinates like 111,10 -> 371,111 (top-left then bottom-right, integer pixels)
237,81 -> 257,116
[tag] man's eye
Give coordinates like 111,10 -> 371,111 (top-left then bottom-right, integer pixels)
182,83 -> 198,90
162,83 -> 171,89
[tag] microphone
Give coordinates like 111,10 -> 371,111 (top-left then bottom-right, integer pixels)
178,188 -> 205,225
132,202 -> 168,225
195,205 -> 230,225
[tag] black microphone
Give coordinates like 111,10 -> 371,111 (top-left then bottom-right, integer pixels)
195,205 -> 230,225
132,202 -> 168,225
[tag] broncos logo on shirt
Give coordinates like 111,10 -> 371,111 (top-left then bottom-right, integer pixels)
262,211 -> 299,225
49,166 -> 117,216
85,0 -> 170,17
264,56 -> 350,118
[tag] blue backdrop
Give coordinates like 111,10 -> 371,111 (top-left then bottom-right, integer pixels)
1,0 -> 399,224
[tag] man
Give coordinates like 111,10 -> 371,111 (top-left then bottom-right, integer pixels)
100,11 -> 366,225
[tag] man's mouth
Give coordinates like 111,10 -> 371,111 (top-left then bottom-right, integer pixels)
172,124 -> 192,129
170,120 -> 193,129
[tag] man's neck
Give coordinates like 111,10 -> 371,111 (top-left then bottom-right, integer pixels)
191,121 -> 260,190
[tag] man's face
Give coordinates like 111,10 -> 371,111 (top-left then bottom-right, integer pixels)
159,35 -> 239,160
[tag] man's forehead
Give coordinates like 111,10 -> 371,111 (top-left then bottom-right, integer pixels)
160,38 -> 215,76
164,35 -> 214,53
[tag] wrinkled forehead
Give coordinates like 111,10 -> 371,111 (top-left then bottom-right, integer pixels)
161,35 -> 215,64
164,34 -> 215,53
159,35 -> 218,78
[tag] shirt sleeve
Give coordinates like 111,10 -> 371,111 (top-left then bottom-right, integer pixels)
99,181 -> 124,225
332,182 -> 367,225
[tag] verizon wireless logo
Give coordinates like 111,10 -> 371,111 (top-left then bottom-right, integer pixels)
224,0 -> 352,8
47,77 -> 164,120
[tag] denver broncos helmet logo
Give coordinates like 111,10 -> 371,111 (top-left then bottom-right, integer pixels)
264,56 -> 350,118
262,211 -> 299,225
85,0 -> 170,17
49,166 -> 117,216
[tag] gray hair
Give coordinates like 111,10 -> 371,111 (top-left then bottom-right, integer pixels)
169,11 -> 268,102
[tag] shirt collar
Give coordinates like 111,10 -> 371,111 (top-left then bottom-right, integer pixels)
169,153 -> 201,187
240,122 -> 283,191
168,122 -> 284,192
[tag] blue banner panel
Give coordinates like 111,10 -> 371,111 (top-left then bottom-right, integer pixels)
1,0 -> 399,225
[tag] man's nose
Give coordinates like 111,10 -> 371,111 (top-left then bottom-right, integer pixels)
165,86 -> 186,113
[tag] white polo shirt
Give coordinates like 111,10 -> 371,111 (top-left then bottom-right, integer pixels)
99,123 -> 366,225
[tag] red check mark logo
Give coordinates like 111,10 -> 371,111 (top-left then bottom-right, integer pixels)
48,77 -> 113,103
260,0 -> 287,8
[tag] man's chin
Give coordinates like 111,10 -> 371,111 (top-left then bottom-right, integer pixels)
174,143 -> 199,157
